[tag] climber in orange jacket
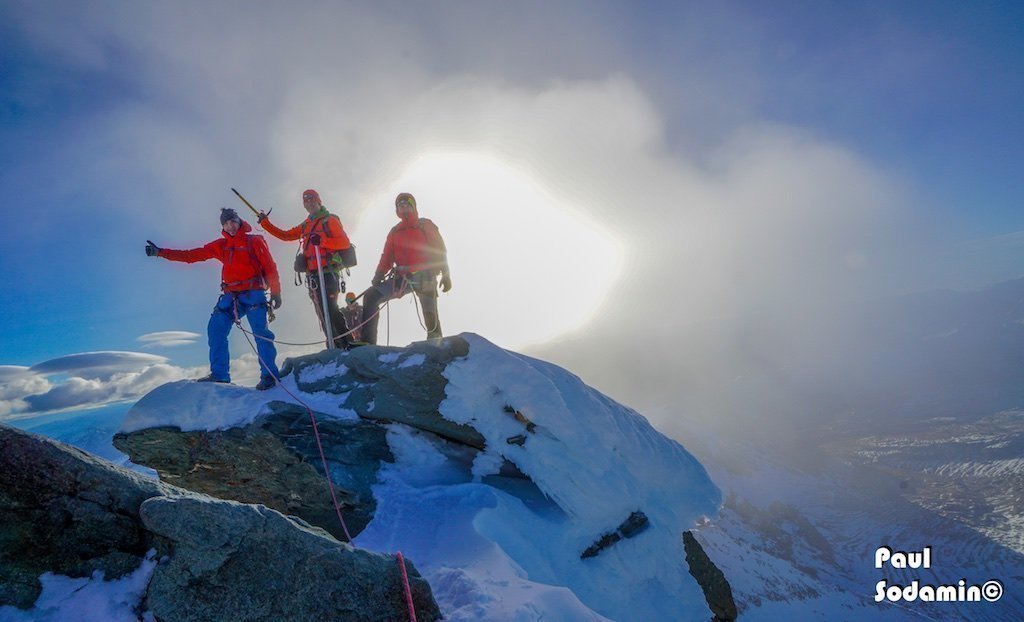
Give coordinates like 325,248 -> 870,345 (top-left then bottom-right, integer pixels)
145,208 -> 282,390
361,192 -> 451,344
258,189 -> 355,349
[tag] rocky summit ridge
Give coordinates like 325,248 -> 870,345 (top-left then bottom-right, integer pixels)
2,334 -> 734,621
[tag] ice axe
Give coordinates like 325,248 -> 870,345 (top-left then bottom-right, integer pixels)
231,188 -> 271,220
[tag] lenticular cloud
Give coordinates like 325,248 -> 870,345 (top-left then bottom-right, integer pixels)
137,331 -> 202,348
30,352 -> 169,380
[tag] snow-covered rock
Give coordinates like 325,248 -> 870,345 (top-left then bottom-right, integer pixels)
116,333 -> 727,621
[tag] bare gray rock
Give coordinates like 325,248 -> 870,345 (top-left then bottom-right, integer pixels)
114,410 -> 391,542
142,496 -> 438,622
0,424 -> 440,621
0,423 -> 173,608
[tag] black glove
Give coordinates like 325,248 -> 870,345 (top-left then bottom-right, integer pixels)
371,272 -> 385,286
308,233 -> 321,246
440,272 -> 452,293
145,240 -> 160,257
271,293 -> 282,309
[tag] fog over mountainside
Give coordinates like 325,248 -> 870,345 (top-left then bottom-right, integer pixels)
530,278 -> 1024,619
535,277 -> 1024,443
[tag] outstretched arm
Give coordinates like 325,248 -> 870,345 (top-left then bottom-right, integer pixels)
259,216 -> 304,242
157,240 -> 221,264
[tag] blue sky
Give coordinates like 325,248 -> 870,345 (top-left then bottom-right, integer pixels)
1,1 -> 1023,418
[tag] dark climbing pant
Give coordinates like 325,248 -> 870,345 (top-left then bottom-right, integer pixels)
360,272 -> 441,345
307,271 -> 352,349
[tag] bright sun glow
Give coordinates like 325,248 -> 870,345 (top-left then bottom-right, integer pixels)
350,153 -> 624,350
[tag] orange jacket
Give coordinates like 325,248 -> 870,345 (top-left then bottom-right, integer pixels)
261,208 -> 351,272
375,213 -> 449,279
158,221 -> 282,295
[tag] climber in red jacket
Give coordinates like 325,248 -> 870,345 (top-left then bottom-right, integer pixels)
258,189 -> 354,349
145,208 -> 282,390
361,192 -> 451,344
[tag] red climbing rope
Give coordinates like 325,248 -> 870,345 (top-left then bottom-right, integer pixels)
233,299 -> 352,542
397,551 -> 418,622
233,296 -> 420,622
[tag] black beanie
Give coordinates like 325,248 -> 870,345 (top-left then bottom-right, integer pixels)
220,207 -> 241,225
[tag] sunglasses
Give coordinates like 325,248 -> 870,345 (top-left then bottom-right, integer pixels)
303,194 -> 317,200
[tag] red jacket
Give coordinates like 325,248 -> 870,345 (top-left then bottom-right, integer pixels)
158,221 -> 282,295
375,211 -> 449,278
261,208 -> 351,272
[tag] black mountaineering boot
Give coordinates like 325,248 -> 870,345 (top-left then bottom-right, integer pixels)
197,374 -> 229,383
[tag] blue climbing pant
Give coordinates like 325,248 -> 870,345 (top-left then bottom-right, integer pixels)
207,289 -> 279,383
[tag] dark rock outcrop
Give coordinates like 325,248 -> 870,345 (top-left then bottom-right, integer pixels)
683,530 -> 738,621
0,424 -> 174,608
114,409 -> 391,541
0,424 -> 441,621
580,511 -> 650,559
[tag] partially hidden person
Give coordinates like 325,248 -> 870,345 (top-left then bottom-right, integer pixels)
341,292 -> 363,343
